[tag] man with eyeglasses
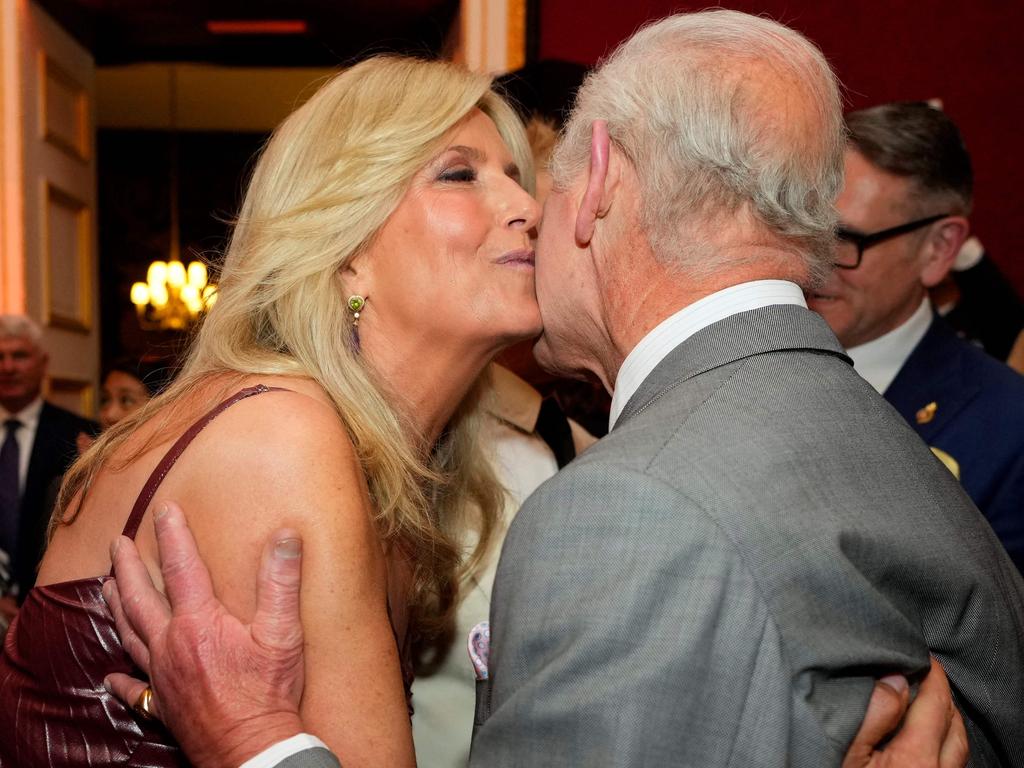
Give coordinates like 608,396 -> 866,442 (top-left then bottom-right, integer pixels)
808,101 -> 1024,574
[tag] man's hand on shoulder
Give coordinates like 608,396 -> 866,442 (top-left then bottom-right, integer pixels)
103,501 -> 307,768
844,658 -> 968,768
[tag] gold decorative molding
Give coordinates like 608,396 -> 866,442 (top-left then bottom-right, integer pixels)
41,180 -> 92,333
457,0 -> 524,74
506,0 -> 527,72
38,51 -> 90,162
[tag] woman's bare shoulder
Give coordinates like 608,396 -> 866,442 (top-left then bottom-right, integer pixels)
192,374 -> 354,457
139,375 -> 383,618
152,374 -> 370,538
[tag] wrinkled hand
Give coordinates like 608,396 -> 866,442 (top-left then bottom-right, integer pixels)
103,501 -> 307,768
843,657 -> 968,768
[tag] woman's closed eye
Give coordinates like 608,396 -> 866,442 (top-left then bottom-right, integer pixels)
438,166 -> 477,183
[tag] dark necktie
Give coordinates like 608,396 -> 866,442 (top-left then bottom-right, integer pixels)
535,397 -> 576,469
0,419 -> 22,556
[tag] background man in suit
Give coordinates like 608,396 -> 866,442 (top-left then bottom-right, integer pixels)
102,11 -> 1011,768
807,102 -> 1024,574
0,315 -> 97,621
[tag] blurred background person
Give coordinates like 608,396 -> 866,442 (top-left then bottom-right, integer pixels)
0,315 -> 98,629
807,101 -> 1024,573
98,356 -> 177,430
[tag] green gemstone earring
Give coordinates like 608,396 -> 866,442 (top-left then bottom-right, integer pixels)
347,295 -> 366,352
347,295 -> 366,326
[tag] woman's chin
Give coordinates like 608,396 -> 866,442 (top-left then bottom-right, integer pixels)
486,318 -> 544,353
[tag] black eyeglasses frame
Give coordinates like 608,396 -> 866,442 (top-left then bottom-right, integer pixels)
834,213 -> 951,269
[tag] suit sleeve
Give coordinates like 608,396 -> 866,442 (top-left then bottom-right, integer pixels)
240,735 -> 341,768
273,749 -> 341,768
469,461 -> 856,767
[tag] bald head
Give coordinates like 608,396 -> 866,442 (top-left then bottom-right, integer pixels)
550,10 -> 845,285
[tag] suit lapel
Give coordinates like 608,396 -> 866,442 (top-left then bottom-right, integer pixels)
616,304 -> 850,428
23,403 -> 62,511
883,318 -> 980,443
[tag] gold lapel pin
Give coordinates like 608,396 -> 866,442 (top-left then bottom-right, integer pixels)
916,401 -> 938,425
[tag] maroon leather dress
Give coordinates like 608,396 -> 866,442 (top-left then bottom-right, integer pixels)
0,385 -> 415,766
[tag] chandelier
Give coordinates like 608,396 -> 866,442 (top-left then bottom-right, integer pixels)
129,65 -> 217,331
131,259 -> 217,331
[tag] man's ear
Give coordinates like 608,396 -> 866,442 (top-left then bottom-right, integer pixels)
575,120 -> 616,246
919,216 -> 969,288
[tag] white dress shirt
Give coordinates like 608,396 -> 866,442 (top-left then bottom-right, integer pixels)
609,280 -> 808,429
0,397 -> 44,496
846,298 -> 932,394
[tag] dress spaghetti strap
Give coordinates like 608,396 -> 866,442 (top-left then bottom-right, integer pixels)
118,384 -> 288,543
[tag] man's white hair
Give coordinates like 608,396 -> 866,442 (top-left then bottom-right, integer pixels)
550,10 -> 845,284
0,314 -> 44,347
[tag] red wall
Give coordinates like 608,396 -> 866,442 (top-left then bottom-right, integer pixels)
539,1 -> 1024,294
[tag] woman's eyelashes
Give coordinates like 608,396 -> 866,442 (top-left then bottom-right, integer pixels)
438,165 -> 477,183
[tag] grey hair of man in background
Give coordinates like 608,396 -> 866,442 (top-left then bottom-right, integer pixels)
0,315 -> 44,347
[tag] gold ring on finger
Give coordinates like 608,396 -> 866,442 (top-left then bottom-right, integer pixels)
133,685 -> 156,721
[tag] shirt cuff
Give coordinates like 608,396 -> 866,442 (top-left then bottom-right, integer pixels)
238,733 -> 330,768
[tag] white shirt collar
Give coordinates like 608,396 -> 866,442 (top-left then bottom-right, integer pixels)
0,396 -> 44,429
846,297 -> 933,394
608,280 -> 807,429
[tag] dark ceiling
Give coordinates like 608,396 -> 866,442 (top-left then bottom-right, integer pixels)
37,0 -> 461,67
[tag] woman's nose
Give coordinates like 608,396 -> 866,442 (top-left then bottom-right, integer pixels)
504,182 -> 541,232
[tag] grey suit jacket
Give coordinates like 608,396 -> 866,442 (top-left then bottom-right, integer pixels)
470,305 -> 1024,767
276,747 -> 340,768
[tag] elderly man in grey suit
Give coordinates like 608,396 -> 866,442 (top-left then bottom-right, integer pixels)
103,10 -> 1021,768
466,13 -> 1022,766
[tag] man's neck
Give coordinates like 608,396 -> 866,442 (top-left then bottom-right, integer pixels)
0,393 -> 42,417
597,257 -> 807,389
607,279 -> 807,428
846,297 -> 933,394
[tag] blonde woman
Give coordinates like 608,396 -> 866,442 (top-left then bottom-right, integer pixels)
0,56 -> 539,767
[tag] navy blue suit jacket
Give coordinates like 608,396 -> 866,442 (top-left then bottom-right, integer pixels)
884,316 -> 1024,573
11,402 -> 97,595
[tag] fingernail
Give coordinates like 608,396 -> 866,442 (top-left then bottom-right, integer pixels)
153,503 -> 169,521
101,581 -> 113,603
274,538 -> 302,559
102,677 -> 112,694
880,674 -> 908,694
110,537 -> 121,558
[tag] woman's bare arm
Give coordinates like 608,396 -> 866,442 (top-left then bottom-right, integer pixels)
135,387 -> 414,767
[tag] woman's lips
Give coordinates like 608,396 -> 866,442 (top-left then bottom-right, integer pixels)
495,249 -> 535,267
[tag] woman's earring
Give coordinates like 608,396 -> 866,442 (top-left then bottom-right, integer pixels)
347,295 -> 365,326
348,295 -> 366,351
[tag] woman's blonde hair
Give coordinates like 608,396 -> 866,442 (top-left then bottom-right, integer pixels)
57,55 -> 534,643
